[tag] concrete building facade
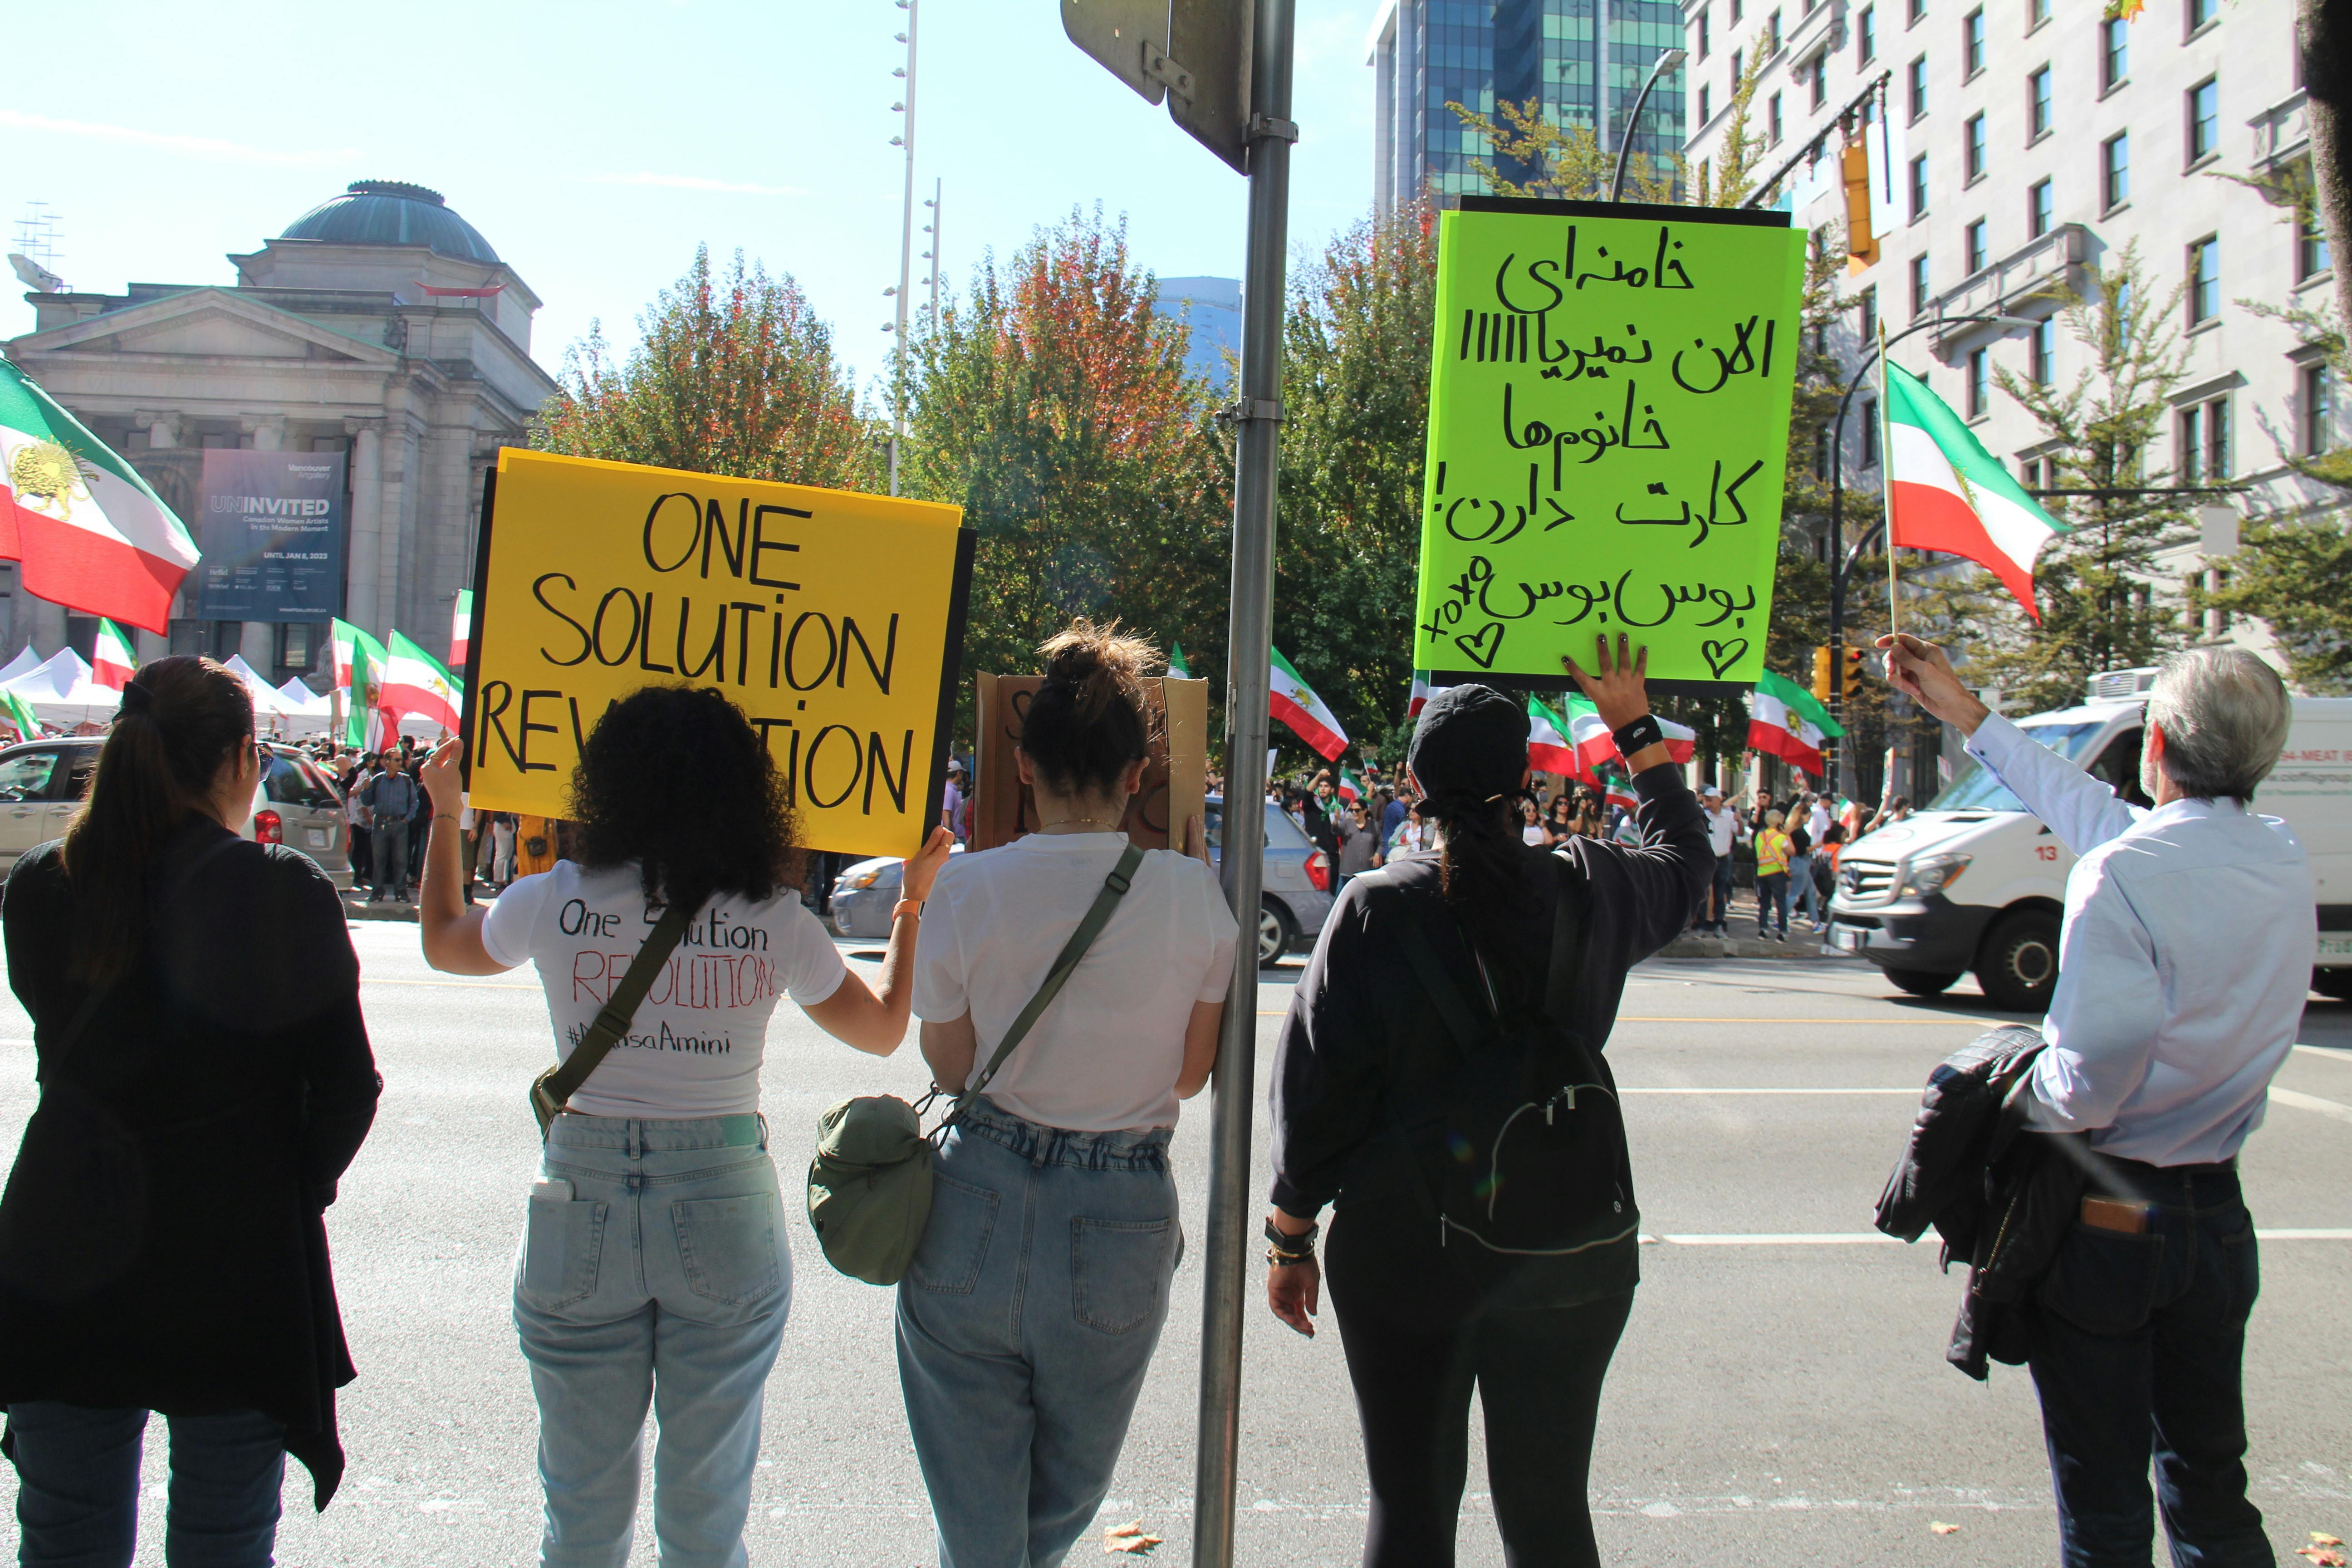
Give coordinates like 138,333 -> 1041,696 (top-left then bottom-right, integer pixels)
1678,0 -> 2331,676
5,180 -> 558,682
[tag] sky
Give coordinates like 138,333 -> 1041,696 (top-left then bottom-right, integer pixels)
1,0 -> 1386,394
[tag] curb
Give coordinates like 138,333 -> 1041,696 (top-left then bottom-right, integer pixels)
343,897 -> 420,924
1659,931 -> 1853,961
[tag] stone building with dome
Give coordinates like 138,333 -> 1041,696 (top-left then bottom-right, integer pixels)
4,179 -> 559,682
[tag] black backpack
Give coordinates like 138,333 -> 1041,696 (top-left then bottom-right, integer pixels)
1380,858 -> 1638,1258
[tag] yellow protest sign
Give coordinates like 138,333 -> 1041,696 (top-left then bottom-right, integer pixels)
463,449 -> 973,860
1414,198 -> 1806,689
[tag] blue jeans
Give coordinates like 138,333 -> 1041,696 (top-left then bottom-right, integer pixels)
7,1403 -> 284,1567
515,1115 -> 790,1568
896,1099 -> 1180,1568
1787,853 -> 1819,924
2026,1159 -> 2268,1568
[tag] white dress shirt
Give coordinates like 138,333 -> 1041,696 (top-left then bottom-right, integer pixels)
1964,713 -> 2317,1166
1701,805 -> 1744,857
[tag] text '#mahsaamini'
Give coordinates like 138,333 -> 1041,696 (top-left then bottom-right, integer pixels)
476,488 -> 917,818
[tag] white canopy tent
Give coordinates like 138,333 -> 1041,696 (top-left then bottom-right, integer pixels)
1,650 -> 125,725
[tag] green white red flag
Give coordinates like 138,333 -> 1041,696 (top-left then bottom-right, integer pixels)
1563,692 -> 1696,771
381,630 -> 462,732
331,618 -> 387,748
2,690 -> 42,742
1270,648 -> 1348,761
1337,767 -> 1362,805
1408,670 -> 1443,719
1526,696 -> 1582,776
1884,362 -> 2067,617
451,589 -> 474,672
91,619 -> 138,690
1747,669 -> 1846,777
1168,642 -> 1191,680
0,358 -> 200,635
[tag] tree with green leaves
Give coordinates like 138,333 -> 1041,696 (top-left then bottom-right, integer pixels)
535,245 -> 883,491
1442,97 -> 1679,205
899,206 -> 1230,746
1962,244 -> 2195,713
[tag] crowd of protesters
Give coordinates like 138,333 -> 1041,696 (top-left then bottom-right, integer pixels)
0,633 -> 2318,1568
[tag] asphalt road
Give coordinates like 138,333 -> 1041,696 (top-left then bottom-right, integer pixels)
0,918 -> 2348,1566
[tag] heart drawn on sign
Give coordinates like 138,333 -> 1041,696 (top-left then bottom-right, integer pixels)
1455,622 -> 1505,669
1700,638 -> 1749,679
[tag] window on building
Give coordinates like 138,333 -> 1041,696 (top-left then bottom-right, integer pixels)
1732,0 -> 1744,22
2102,17 -> 2129,90
2187,235 -> 2219,326
1965,113 -> 1987,181
1699,83 -> 1713,124
1860,5 -> 1877,62
2186,78 -> 2219,165
1909,153 -> 1929,219
2179,398 -> 2229,482
1908,55 -> 1928,120
2102,132 -> 2130,209
1697,6 -> 1711,57
1908,0 -> 1925,23
1911,251 -> 1932,315
2019,454 -> 2044,491
1861,397 -> 1881,466
2029,178 -> 2053,238
1814,426 -> 1833,478
1769,92 -> 1784,143
1965,219 -> 1988,274
1859,284 -> 1878,344
2030,317 -> 2055,384
2186,0 -> 2215,34
1967,348 -> 1989,417
2029,66 -> 2052,139
2302,211 -> 2335,281
1809,53 -> 1827,110
275,622 -> 314,676
2029,0 -> 2050,26
1731,48 -> 1744,92
2305,363 -> 2335,456
1963,7 -> 1985,74
1767,9 -> 1782,52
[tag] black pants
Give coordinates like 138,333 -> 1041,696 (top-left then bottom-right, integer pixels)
1327,1205 -> 1633,1568
2026,1157 -> 2267,1568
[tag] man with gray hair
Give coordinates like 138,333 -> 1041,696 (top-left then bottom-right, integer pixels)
1880,633 -> 2311,1568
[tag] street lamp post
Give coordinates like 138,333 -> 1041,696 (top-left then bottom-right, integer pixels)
1609,47 -> 1687,202
1824,311 -> 2032,794
886,0 -> 918,496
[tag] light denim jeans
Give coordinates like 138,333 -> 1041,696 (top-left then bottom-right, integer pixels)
514,1114 -> 789,1568
896,1098 -> 1180,1568
1788,852 -> 1820,926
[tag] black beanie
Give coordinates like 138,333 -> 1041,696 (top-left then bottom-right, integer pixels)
1406,684 -> 1526,814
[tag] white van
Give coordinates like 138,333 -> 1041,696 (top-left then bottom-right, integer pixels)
1826,668 -> 2352,1011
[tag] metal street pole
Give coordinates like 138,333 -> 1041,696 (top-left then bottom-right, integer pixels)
1194,0 -> 1294,1561
888,0 -> 919,496
1824,310 -> 2027,795
1608,47 -> 1687,202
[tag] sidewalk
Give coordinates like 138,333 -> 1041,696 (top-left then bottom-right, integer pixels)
1658,888 -> 1842,960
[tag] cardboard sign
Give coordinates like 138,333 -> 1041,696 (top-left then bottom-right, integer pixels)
1413,197 -> 1806,691
463,449 -> 974,861
970,674 -> 1208,853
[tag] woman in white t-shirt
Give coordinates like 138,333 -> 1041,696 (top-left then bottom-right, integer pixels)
415,687 -> 950,1567
902,621 -> 1237,1568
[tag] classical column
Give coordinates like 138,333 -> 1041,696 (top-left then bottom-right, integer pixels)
345,418 -> 384,633
27,598 -> 68,658
241,414 -> 286,451
240,619 -> 275,675
135,410 -> 182,449
377,416 -> 421,636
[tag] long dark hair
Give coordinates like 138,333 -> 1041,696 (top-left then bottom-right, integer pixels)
62,655 -> 256,986
1019,618 -> 1158,797
569,685 -> 796,914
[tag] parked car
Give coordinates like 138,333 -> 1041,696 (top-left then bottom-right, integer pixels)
830,799 -> 1333,967
1205,794 -> 1334,967
0,737 -> 355,888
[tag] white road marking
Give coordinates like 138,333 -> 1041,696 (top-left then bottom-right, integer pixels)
2270,1086 -> 2352,1124
1642,1230 -> 2352,1245
1620,1087 -> 1915,1095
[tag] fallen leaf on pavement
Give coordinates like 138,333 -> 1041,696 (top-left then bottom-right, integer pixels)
1930,1522 -> 1960,1536
1105,1521 -> 1161,1556
2312,1536 -> 2344,1547
2297,1542 -> 2347,1568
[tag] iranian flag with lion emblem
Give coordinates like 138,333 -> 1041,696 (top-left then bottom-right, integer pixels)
0,359 -> 199,634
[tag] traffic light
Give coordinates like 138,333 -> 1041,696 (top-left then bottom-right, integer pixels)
1842,647 -> 1867,699
1813,645 -> 1833,703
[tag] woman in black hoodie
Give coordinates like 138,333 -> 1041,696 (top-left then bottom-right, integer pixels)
1265,637 -> 1710,1568
0,655 -> 379,1563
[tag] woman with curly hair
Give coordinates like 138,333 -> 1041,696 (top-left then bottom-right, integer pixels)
415,687 -> 950,1568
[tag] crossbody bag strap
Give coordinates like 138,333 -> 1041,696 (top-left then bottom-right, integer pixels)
950,842 -> 1145,1123
540,899 -> 696,1111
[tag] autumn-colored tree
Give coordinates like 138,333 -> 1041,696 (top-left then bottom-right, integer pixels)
535,245 -> 884,491
900,207 -> 1229,744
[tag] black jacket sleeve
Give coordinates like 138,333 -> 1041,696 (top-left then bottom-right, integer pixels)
1267,876 -> 1390,1217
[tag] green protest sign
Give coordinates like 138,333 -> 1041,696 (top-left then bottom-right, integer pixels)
1413,197 -> 1806,689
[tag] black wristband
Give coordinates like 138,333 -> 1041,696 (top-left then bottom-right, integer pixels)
1264,1215 -> 1318,1261
1612,714 -> 1665,758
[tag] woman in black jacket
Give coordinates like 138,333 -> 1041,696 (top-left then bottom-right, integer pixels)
1264,637 -> 1710,1568
0,655 -> 380,1563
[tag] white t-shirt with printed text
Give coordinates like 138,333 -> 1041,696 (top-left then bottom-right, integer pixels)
913,831 -> 1237,1132
484,859 -> 848,1118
